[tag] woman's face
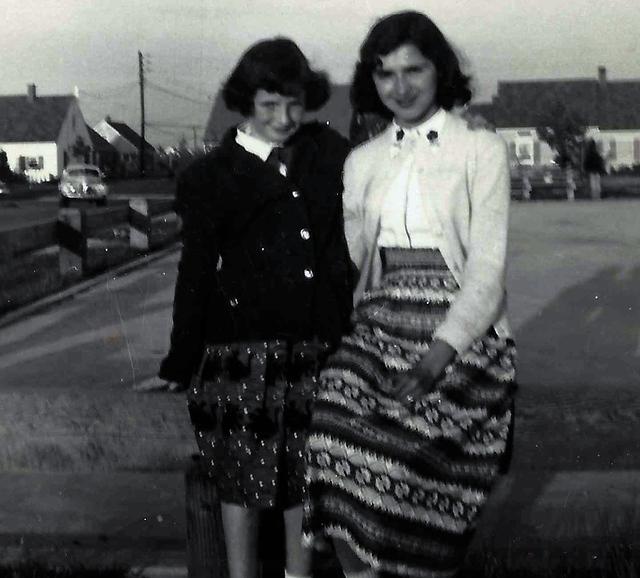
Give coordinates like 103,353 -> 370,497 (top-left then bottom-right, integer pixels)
372,43 -> 438,128
248,89 -> 304,144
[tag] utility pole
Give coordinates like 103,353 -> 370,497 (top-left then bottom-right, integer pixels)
138,50 -> 146,177
193,126 -> 198,151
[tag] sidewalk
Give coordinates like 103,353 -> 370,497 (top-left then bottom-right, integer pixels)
0,201 -> 638,573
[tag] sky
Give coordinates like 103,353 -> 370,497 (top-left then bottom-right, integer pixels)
2,0 -> 639,146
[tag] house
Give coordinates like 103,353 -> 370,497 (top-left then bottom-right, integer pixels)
204,85 -> 352,144
470,67 -> 640,170
0,84 -> 93,182
93,117 -> 158,176
86,126 -> 118,176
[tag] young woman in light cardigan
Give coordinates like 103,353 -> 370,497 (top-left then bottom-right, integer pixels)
304,11 -> 517,578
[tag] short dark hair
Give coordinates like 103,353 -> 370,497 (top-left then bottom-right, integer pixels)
351,11 -> 472,118
222,37 -> 330,116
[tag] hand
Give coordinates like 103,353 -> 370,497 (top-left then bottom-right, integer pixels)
393,339 -> 456,405
393,366 -> 436,405
133,376 -> 187,393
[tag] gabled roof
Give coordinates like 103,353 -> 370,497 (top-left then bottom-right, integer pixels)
204,84 -> 352,142
472,70 -> 640,130
104,120 -> 155,152
0,95 -> 75,143
86,125 -> 117,153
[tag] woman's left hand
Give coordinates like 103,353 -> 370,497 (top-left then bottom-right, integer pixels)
392,339 -> 457,405
393,366 -> 436,405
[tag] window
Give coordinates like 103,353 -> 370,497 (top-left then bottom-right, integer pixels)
26,156 -> 44,169
634,139 -> 640,163
517,143 -> 531,160
609,140 -> 617,160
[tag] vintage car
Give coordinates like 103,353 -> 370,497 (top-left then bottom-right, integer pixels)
59,163 -> 108,206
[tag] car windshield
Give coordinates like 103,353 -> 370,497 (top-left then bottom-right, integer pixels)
67,168 -> 100,178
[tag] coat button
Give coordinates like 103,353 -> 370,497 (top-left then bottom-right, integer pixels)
304,268 -> 314,279
300,228 -> 310,240
291,190 -> 300,198
229,297 -> 239,307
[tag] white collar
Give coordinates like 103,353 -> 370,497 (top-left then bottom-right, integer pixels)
235,123 -> 277,162
390,108 -> 446,143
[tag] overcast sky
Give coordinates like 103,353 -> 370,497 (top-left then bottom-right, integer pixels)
2,0 -> 638,146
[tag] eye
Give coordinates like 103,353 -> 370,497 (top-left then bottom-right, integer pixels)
373,69 -> 392,80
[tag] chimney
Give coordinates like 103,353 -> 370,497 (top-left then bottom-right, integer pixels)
597,66 -> 607,87
105,115 -> 112,123
27,83 -> 37,102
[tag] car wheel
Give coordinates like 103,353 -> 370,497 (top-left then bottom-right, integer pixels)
59,197 -> 70,208
96,198 -> 107,207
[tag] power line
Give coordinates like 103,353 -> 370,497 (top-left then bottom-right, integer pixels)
147,70 -> 214,99
147,121 -> 206,129
146,80 -> 212,106
77,83 -> 138,99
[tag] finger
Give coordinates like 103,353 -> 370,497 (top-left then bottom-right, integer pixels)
396,376 -> 421,398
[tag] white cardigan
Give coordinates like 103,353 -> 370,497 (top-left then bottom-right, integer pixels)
343,111 -> 512,354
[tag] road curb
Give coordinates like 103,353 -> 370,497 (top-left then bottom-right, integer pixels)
0,242 -> 181,330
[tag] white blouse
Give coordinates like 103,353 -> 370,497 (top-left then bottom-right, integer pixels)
378,108 -> 447,249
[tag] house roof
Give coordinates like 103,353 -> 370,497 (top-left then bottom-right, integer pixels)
104,120 -> 155,152
472,71 -> 640,130
204,84 -> 353,143
86,125 -> 117,153
0,95 -> 75,143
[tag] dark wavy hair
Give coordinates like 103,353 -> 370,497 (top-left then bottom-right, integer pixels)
222,37 -> 330,116
351,11 -> 472,118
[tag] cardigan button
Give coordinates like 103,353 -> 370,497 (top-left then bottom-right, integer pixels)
300,228 -> 311,240
303,268 -> 314,279
229,298 -> 239,307
291,190 -> 300,198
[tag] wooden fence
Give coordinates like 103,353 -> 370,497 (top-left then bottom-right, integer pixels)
0,198 -> 180,314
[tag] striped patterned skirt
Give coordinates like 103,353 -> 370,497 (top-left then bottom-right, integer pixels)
303,248 -> 517,577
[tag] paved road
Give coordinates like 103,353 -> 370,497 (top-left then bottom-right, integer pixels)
0,200 -> 639,571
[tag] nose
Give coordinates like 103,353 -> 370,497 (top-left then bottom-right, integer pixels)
393,75 -> 409,97
276,104 -> 292,126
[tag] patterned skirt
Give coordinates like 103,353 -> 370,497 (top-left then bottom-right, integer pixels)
187,339 -> 330,508
303,248 -> 517,577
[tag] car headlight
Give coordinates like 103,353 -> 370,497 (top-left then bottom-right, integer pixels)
61,183 -> 76,194
93,184 -> 107,194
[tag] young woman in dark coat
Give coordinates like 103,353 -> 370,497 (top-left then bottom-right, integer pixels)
153,38 -> 353,578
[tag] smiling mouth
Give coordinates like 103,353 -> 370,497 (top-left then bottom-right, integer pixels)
394,98 -> 416,108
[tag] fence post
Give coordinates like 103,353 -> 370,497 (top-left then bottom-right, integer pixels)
522,175 -> 532,201
185,456 -> 228,578
129,198 -> 151,251
57,208 -> 86,279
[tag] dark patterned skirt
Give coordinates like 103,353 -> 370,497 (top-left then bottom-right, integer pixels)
303,248 -> 517,577
187,339 -> 330,508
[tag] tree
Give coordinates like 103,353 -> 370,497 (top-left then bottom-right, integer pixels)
583,139 -> 606,174
536,99 -> 588,200
536,99 -> 586,170
0,149 -> 12,181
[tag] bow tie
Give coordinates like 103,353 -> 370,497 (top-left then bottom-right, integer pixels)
266,145 -> 292,172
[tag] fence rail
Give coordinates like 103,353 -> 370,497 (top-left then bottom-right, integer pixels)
0,198 -> 180,315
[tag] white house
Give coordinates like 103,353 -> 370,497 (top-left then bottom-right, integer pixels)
0,84 -> 93,182
471,67 -> 640,171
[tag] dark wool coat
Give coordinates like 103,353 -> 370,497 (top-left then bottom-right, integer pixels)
159,123 -> 353,384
